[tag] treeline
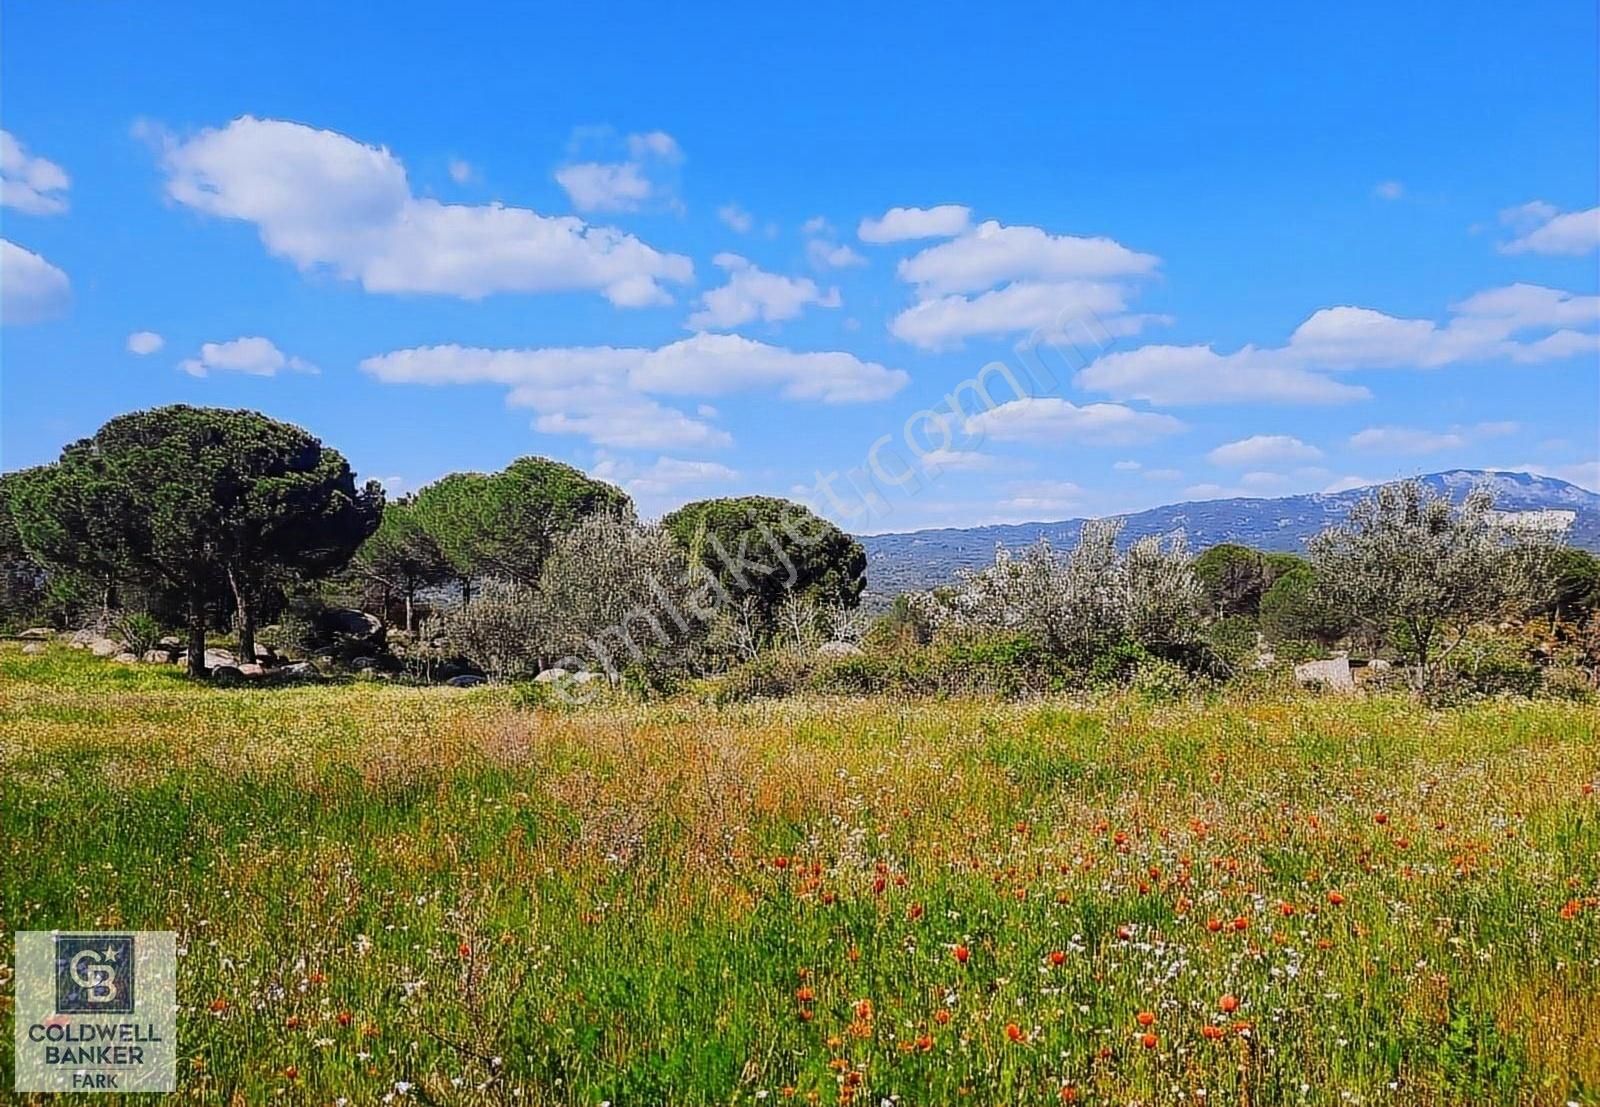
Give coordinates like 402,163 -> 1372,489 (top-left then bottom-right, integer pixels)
4,404 -> 1596,699
0,405 -> 867,681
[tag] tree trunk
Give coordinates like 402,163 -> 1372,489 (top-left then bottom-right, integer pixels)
226,568 -> 256,662
187,598 -> 208,678
404,588 -> 415,635
461,576 -> 472,607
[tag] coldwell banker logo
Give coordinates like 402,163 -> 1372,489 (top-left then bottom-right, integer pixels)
14,931 -> 177,1093
55,934 -> 136,1014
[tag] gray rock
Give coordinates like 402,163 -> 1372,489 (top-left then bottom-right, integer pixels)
141,650 -> 175,664
350,655 -> 379,671
1294,657 -> 1355,692
158,636 -> 182,649
277,661 -> 318,678
18,627 -> 54,640
68,629 -> 98,649
324,608 -> 382,639
113,652 -> 139,664
569,670 -> 602,685
533,667 -> 571,683
817,641 -> 865,658
89,637 -> 122,658
445,674 -> 487,688
237,663 -> 266,677
21,642 -> 45,654
210,665 -> 245,686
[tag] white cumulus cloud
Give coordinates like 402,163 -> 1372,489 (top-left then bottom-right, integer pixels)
1077,283 -> 1598,405
1499,201 -> 1600,256
0,239 -> 71,324
858,204 -> 972,243
964,397 -> 1183,447
361,334 -> 907,451
1206,434 -> 1323,467
687,254 -> 840,330
554,129 -> 683,214
126,331 -> 165,355
179,336 -> 318,378
0,130 -> 70,215
154,116 -> 692,306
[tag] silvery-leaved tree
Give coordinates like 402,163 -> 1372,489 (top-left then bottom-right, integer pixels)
1308,479 -> 1559,689
913,518 -> 1205,661
534,513 -> 707,684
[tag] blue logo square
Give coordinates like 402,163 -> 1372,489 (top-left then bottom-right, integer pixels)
54,934 -> 136,1014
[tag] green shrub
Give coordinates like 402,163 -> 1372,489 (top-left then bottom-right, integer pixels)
1445,627 -> 1541,698
108,611 -> 164,656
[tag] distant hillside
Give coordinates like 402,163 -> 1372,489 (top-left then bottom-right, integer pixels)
859,470 -> 1600,601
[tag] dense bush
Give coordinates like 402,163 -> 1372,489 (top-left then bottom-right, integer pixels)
912,519 -> 1205,664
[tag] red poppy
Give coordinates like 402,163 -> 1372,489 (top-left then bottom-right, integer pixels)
1232,915 -> 1250,931
1219,994 -> 1239,1013
1136,1010 -> 1155,1027
953,944 -> 970,964
1327,890 -> 1346,906
1048,950 -> 1067,967
1005,1022 -> 1025,1043
1139,1032 -> 1158,1049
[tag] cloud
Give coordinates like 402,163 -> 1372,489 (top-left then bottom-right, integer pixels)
964,397 -> 1184,447
554,128 -> 683,213
447,159 -> 476,185
1077,344 -> 1372,405
0,130 -> 70,215
154,116 -> 692,306
126,331 -> 165,355
1348,420 -> 1521,454
1373,180 -> 1404,201
858,204 -> 971,243
591,454 -> 739,498
687,254 -> 840,330
897,220 -> 1158,297
0,239 -> 71,324
1347,426 -> 1464,454
361,334 -> 907,451
1206,434 -> 1323,467
1113,459 -> 1142,471
1323,475 -> 1383,494
717,204 -> 754,233
1077,283 -> 1597,405
884,219 -> 1162,348
1499,202 -> 1600,256
1508,459 -> 1599,492
179,336 -> 318,377
807,238 -> 867,270
890,279 -> 1158,350
919,448 -> 1003,473
998,479 -> 1083,516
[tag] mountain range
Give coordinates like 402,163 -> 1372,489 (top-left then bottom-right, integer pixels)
858,470 -> 1600,601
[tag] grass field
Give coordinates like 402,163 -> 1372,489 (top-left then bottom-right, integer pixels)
2,645 -> 1597,1105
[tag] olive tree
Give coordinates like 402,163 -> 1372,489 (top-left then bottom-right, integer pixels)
1309,479 -> 1557,688
914,518 -> 1205,660
10,406 -> 381,674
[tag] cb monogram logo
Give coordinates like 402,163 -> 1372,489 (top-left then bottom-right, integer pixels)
54,935 -> 136,1015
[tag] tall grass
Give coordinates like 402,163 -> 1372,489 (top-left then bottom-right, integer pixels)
1,645 -> 1596,1105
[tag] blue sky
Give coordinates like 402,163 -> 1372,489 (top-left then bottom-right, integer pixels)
2,2 -> 1596,532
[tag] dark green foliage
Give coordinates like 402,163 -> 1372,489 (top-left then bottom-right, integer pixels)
1539,547 -> 1600,622
1260,565 -> 1348,647
1192,543 -> 1306,618
9,406 -> 381,674
662,496 -> 865,635
353,498 -> 454,632
410,457 -> 631,589
0,470 -> 53,630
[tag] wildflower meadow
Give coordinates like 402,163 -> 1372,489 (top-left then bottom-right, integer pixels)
2,645 -> 1596,1105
